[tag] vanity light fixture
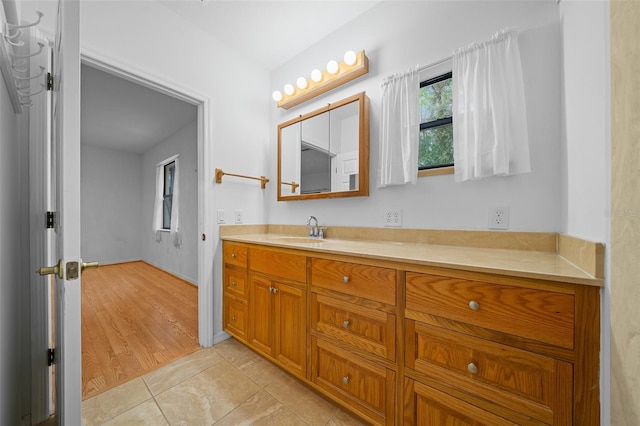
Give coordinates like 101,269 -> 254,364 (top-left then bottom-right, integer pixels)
326,59 -> 339,75
284,83 -> 295,96
296,76 -> 308,90
272,49 -> 369,110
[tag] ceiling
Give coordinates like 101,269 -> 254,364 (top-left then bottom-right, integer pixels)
159,0 -> 382,71
81,65 -> 197,154
81,1 -> 381,154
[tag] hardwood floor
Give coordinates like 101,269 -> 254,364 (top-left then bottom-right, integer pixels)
81,261 -> 199,400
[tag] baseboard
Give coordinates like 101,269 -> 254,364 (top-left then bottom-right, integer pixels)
214,331 -> 231,345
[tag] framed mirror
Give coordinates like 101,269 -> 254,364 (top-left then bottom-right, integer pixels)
277,92 -> 369,201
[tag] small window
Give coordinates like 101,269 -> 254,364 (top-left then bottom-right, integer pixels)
419,72 -> 454,171
162,161 -> 175,230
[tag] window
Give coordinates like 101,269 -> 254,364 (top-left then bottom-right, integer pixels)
419,72 -> 454,172
162,161 -> 175,230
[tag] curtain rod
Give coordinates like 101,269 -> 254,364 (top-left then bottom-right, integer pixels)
419,55 -> 453,73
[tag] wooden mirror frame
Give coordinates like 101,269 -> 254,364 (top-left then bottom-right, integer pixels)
277,92 -> 370,201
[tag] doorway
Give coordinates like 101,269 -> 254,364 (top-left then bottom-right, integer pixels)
79,57 -> 208,398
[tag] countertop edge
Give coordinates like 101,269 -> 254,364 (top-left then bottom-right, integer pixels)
220,232 -> 604,287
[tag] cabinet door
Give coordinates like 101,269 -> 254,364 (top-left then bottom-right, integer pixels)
249,275 -> 274,357
274,282 -> 307,378
224,297 -> 248,342
404,379 -> 517,426
312,337 -> 395,425
225,266 -> 247,300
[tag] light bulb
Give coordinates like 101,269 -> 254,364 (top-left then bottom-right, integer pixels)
296,77 -> 308,90
326,60 -> 339,75
284,84 -> 295,96
311,69 -> 323,83
344,50 -> 357,66
272,90 -> 283,102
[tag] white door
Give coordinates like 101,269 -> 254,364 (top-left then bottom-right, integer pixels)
46,1 -> 83,423
331,150 -> 359,191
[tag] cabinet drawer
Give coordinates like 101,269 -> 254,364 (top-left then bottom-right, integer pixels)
250,247 -> 306,283
404,378 -> 518,426
224,298 -> 248,342
405,272 -> 575,349
224,266 -> 247,300
311,293 -> 396,361
311,258 -> 396,305
311,337 -> 395,425
406,321 -> 572,425
224,242 -> 247,268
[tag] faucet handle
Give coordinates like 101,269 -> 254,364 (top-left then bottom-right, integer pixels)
319,226 -> 327,239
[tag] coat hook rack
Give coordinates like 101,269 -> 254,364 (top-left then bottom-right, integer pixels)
1,10 -> 47,113
215,168 -> 269,189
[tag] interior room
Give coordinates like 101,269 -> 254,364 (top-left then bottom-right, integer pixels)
79,64 -> 200,398
0,0 -> 637,425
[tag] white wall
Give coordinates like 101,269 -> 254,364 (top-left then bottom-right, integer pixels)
142,121 -> 198,284
559,1 -> 608,242
81,144 -> 143,264
268,1 -> 562,232
0,57 -> 29,425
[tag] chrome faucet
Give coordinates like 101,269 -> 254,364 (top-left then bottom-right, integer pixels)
307,216 -> 319,237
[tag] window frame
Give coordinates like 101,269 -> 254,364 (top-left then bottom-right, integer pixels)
418,71 -> 455,177
161,160 -> 176,230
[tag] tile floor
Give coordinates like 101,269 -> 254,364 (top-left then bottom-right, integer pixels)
81,338 -> 369,426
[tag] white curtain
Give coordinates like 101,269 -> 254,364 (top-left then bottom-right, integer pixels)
152,164 -> 164,233
377,65 -> 420,187
452,28 -> 530,182
170,157 -> 181,247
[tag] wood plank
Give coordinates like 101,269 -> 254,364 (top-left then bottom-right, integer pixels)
81,261 -> 199,399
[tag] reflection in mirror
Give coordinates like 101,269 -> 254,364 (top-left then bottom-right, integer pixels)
278,92 -> 369,201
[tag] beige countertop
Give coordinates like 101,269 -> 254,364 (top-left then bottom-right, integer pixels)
220,227 -> 604,287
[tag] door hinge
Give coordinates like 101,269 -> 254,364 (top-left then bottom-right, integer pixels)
46,72 -> 53,91
46,211 -> 55,229
47,348 -> 55,366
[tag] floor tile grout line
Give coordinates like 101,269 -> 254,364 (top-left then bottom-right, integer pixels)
261,382 -> 331,426
210,387 -> 262,425
140,378 -> 172,426
142,348 -> 225,398
86,383 -> 155,426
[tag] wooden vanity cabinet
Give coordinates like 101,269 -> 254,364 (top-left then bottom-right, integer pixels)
222,240 -> 600,426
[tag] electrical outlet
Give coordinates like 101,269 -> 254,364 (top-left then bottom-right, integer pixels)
489,206 -> 510,230
384,209 -> 403,227
217,209 -> 225,224
234,209 -> 243,224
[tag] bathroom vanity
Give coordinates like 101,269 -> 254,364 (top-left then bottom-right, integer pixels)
221,227 -> 602,425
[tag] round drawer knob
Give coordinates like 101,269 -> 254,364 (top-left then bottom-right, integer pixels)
343,276 -> 350,283
342,376 -> 350,385
468,300 -> 480,311
231,316 -> 237,321
231,281 -> 237,287
342,320 -> 350,328
272,287 -> 278,294
467,362 -> 478,374
231,253 -> 237,258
